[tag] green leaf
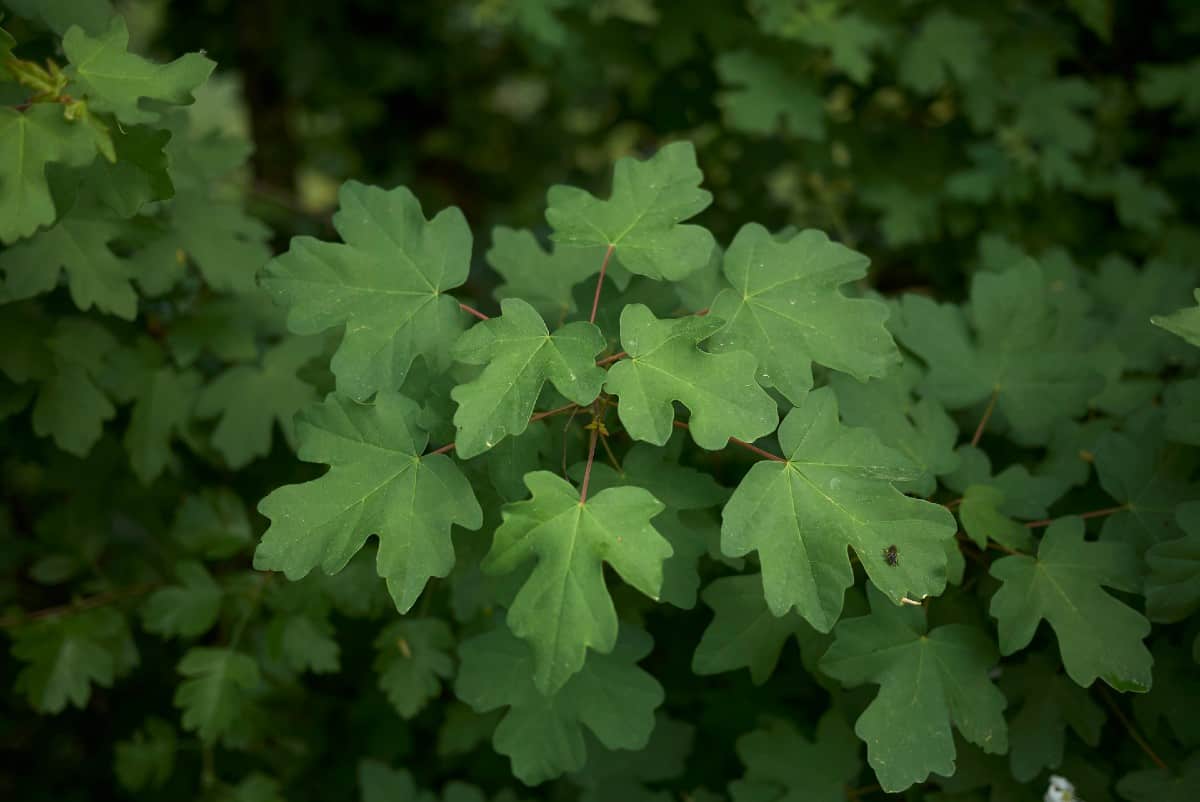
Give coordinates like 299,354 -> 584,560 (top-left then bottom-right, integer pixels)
86,124 -> 174,217
1067,0 -> 1113,40
163,189 -> 272,294
174,647 -> 260,744
11,607 -> 138,713
488,226 -> 605,323
1117,754 -> 1200,802
715,51 -> 825,139
708,225 -> 898,405
730,712 -> 861,802
568,439 -> 726,609
451,298 -> 606,457
255,392 -> 482,614
1140,61 -> 1200,120
828,360 -> 959,497
455,621 -> 663,785
374,618 -> 455,719
483,470 -> 669,694
32,318 -> 117,456
171,488 -> 253,559
1145,501 -> 1200,623
1165,379 -> 1200,445
893,259 -> 1102,445
1153,290 -> 1200,347
141,560 -> 222,638
267,613 -> 339,674
989,516 -> 1152,692
0,105 -> 98,244
2,0 -> 113,35
897,10 -> 987,93
63,17 -> 214,125
604,303 -> 778,449
125,365 -> 200,483
571,715 -> 693,802
359,761 -> 434,802
958,485 -> 1035,553
115,717 -> 176,792
262,181 -> 472,401
1091,257 -> 1199,371
818,588 -> 1008,792
721,387 -> 957,631
0,197 -> 138,318
196,336 -> 323,468
692,573 -> 819,684
546,141 -> 715,281
1001,652 -> 1104,781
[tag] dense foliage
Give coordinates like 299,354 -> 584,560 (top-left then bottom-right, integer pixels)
3,2 -> 1200,801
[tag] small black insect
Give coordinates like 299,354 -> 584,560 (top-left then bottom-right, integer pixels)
883,545 -> 899,567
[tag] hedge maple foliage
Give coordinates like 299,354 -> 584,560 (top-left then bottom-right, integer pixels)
3,2 -> 1200,802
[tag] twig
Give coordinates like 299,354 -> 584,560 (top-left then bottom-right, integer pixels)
459,302 -> 490,321
579,412 -> 601,504
671,420 -> 786,462
589,245 -> 616,324
0,583 -> 160,628
530,403 -> 578,423
429,443 -> 456,456
596,351 -> 628,366
1024,504 -> 1129,529
1095,684 -> 1168,770
970,389 -> 999,447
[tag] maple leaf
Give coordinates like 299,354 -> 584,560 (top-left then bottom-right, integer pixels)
730,712 -> 862,802
989,516 -> 1153,692
898,10 -> 987,93
31,318 -> 118,456
1165,378 -> 1200,445
1145,501 -> 1200,623
373,618 -> 455,719
3,0 -> 113,34
571,714 -> 693,802
0,105 -> 98,244
721,387 -> 957,631
1117,753 -> 1200,802
708,225 -> 898,405
569,439 -> 727,609
12,607 -> 138,713
124,364 -> 200,483
1140,61 -> 1200,120
455,621 -> 663,785
829,360 -> 959,497
818,588 -> 1008,792
482,470 -> 669,693
893,259 -> 1102,446
546,141 -> 715,281
114,718 -> 176,792
604,303 -> 778,449
174,647 -> 260,744
255,392 -> 482,614
450,298 -> 606,457
196,336 -> 324,468
488,226 -> 606,322
171,489 -> 253,560
262,181 -> 472,401
715,51 -> 825,139
141,561 -> 222,638
1153,289 -> 1200,348
692,573 -> 821,684
63,17 -> 214,125
1001,652 -> 1104,781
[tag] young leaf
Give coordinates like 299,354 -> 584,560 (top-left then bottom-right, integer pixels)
1001,652 -> 1104,781
261,181 -> 472,401
818,587 -> 1008,792
374,618 -> 455,719
604,303 -> 778,449
196,335 -> 323,468
12,607 -> 138,713
255,392 -> 482,614
989,516 -> 1153,692
1152,289 -> 1200,347
482,470 -> 670,694
729,712 -> 861,802
692,573 -> 820,684
63,17 -> 214,125
455,621 -> 663,785
0,105 -> 97,243
715,51 -> 825,139
1145,501 -> 1200,623
708,224 -> 898,404
450,298 -> 606,457
721,387 -> 957,631
141,560 -> 222,638
546,141 -> 715,281
893,259 -> 1102,445
174,647 -> 260,744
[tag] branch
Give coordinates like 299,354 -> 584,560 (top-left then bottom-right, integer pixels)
579,409 -> 601,504
429,443 -> 456,456
671,420 -> 786,462
1095,684 -> 1168,770
589,245 -> 616,324
596,351 -> 627,366
0,582 -> 160,629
